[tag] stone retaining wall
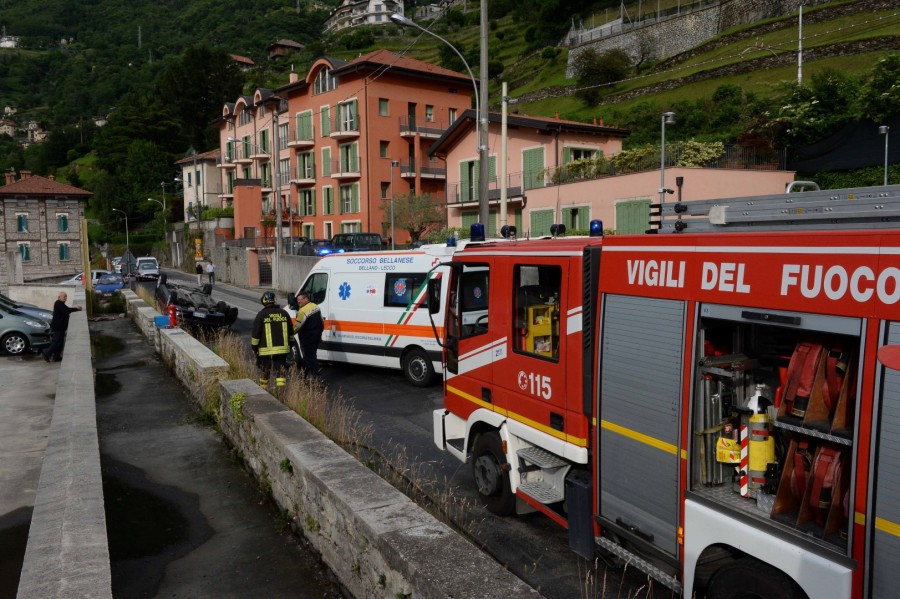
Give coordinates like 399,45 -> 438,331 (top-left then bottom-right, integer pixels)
124,293 -> 539,598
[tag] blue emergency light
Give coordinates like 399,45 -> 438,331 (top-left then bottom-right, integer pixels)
590,219 -> 604,237
471,223 -> 486,242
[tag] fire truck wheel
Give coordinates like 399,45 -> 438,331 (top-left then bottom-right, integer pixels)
472,432 -> 515,516
402,349 -> 434,387
706,558 -> 806,599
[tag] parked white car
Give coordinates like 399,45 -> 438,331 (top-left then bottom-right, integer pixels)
59,270 -> 111,286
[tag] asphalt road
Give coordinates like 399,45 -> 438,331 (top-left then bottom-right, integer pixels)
153,270 -> 671,599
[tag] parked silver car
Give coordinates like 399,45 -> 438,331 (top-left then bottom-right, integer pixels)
0,293 -> 53,323
0,305 -> 51,355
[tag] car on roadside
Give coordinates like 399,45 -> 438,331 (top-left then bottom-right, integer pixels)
0,304 -> 51,355
327,232 -> 386,253
95,274 -> 127,298
112,257 -> 123,273
0,292 -> 54,323
135,260 -> 160,281
154,274 -> 238,329
60,270 -> 111,286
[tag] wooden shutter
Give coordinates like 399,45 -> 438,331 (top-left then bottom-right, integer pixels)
322,147 -> 331,176
529,209 -> 553,237
615,199 -> 651,234
460,161 -> 471,203
489,156 -> 497,182
563,147 -> 572,164
523,148 -> 544,190
351,183 -> 359,213
321,106 -> 330,136
350,143 -> 358,172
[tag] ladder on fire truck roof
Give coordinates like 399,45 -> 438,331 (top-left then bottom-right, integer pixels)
651,183 -> 900,234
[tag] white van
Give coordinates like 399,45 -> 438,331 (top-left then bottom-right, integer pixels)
290,244 -> 461,386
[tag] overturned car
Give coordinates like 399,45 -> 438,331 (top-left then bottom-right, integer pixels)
155,274 -> 239,329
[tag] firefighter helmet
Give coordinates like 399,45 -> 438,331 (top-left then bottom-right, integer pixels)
260,291 -> 276,306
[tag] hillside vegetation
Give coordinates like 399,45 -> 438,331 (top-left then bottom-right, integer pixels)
0,0 -> 896,242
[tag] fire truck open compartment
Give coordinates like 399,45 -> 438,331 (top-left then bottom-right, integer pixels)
690,303 -> 861,554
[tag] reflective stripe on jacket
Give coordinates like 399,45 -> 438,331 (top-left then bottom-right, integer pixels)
251,305 -> 292,356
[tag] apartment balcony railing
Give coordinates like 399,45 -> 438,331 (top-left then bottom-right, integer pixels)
447,172 -> 525,206
288,127 -> 315,149
330,160 -> 360,179
329,115 -> 360,140
399,157 -> 447,179
399,116 -> 448,139
290,166 -> 316,187
217,153 -> 237,169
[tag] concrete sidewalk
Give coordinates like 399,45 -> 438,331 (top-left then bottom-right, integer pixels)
0,351 -> 58,597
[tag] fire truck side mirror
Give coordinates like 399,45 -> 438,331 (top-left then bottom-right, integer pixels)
877,345 -> 900,370
427,279 -> 442,315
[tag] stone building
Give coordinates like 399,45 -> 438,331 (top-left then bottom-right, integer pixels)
0,171 -> 91,288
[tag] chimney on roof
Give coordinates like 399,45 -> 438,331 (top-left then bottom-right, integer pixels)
555,112 -> 559,119
289,71 -> 299,83
599,118 -> 604,126
48,174 -> 55,181
593,116 -> 597,125
4,171 -> 14,185
20,170 -> 31,180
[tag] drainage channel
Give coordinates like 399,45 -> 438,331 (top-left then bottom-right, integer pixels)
91,319 -> 343,598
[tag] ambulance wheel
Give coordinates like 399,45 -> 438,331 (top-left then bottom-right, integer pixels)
402,349 -> 434,387
706,558 -> 806,599
472,432 -> 515,516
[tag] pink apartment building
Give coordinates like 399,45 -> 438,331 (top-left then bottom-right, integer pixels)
430,111 -> 795,236
217,49 -> 475,245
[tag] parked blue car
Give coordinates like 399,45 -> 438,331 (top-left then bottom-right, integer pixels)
95,274 -> 127,298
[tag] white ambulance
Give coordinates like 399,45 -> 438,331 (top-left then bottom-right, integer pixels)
290,243 -> 461,386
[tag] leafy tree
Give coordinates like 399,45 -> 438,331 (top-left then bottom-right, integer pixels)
392,192 -> 445,242
857,53 -> 900,123
572,48 -> 631,105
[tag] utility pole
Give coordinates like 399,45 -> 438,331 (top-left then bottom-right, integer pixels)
478,0 -> 490,228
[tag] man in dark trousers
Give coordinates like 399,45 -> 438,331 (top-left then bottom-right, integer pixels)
42,291 -> 82,362
294,290 -> 324,376
250,291 -> 292,390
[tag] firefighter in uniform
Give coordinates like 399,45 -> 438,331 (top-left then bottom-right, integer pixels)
251,291 -> 292,390
295,290 -> 324,376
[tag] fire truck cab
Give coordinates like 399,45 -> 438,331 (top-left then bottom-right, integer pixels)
431,185 -> 900,598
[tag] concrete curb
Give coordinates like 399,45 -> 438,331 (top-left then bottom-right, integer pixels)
123,293 -> 541,598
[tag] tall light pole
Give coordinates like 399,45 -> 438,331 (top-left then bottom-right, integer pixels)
660,111 -> 676,206
879,125 -> 890,186
389,160 -> 399,250
112,208 -> 129,273
390,12 -> 489,226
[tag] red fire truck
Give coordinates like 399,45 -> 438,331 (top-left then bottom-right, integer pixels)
429,185 -> 900,598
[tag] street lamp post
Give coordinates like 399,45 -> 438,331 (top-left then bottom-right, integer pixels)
147,197 -> 166,238
389,160 -> 399,250
112,208 -> 129,274
660,112 -> 676,206
390,12 -> 489,226
879,125 -> 890,186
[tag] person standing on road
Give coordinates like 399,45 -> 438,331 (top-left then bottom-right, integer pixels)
295,290 -> 324,376
196,262 -> 203,285
42,291 -> 82,362
206,261 -> 215,286
251,291 -> 292,390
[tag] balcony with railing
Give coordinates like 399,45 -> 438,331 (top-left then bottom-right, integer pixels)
288,126 -> 315,150
290,164 -> 316,187
330,159 -> 360,180
217,152 -> 238,170
447,172 -> 525,206
231,145 -> 253,165
399,115 -> 448,139
250,144 -> 270,162
399,157 -> 447,179
329,113 -> 359,140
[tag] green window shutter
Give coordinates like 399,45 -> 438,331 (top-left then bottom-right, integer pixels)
461,211 -> 477,231
350,143 -> 358,172
324,187 -> 333,215
310,189 -> 316,216
460,162 -> 471,203
298,112 -> 312,141
615,199 -> 651,234
515,210 -> 523,233
563,147 -> 572,164
322,148 -> 331,176
489,156 -> 497,183
530,209 -> 553,237
563,207 -> 588,230
20,244 -> 29,261
17,215 -> 26,232
321,106 -> 330,136
473,160 -> 481,202
523,148 -> 544,190
58,215 -> 68,232
351,183 -> 359,213
351,100 -> 358,130
338,187 -> 344,214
